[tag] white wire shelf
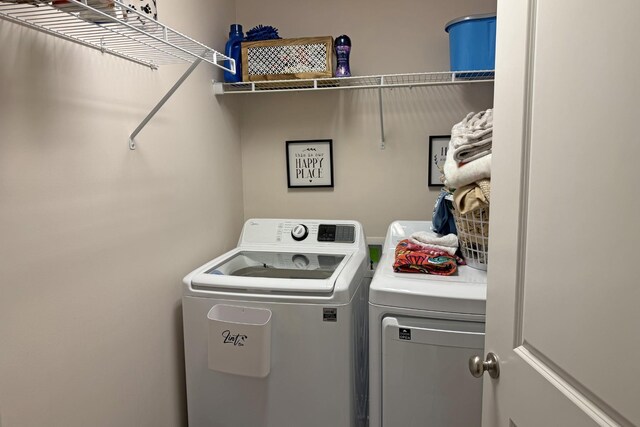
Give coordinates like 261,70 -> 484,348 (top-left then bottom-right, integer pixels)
0,0 -> 234,70
1,0 -> 236,149
213,70 -> 494,94
212,70 -> 494,149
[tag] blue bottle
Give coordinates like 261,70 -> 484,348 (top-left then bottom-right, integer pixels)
224,24 -> 244,83
334,34 -> 351,77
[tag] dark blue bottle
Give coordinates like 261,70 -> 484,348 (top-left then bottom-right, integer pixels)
334,34 -> 351,77
224,24 -> 244,83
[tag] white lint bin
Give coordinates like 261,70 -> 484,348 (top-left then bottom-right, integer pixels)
207,304 -> 272,378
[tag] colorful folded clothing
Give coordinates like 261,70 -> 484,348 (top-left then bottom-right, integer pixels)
393,239 -> 460,276
399,239 -> 466,264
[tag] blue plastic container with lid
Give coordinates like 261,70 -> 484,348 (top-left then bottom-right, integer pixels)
445,13 -> 496,72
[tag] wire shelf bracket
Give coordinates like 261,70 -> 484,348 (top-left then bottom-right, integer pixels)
0,0 -> 236,149
378,83 -> 385,149
212,70 -> 494,147
129,56 -> 204,149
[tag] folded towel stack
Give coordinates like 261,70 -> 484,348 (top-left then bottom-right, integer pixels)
451,109 -> 493,164
444,109 -> 493,188
441,109 -> 494,216
409,231 -> 459,255
393,231 -> 464,276
444,152 -> 491,190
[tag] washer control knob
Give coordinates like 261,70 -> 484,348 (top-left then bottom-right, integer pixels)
291,224 -> 309,241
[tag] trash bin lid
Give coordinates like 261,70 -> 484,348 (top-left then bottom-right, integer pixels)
445,13 -> 496,33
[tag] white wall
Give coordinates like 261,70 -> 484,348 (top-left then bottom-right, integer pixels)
237,0 -> 495,239
0,1 -> 242,426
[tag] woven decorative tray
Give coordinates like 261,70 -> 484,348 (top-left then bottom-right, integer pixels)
241,36 -> 333,82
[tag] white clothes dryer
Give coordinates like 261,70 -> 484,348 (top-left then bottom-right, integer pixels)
182,218 -> 369,427
369,220 -> 487,427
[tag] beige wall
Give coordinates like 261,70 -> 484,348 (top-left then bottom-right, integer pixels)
0,0 -> 242,426
237,0 -> 495,239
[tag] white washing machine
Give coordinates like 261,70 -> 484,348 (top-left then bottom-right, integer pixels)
182,218 -> 369,427
369,220 -> 487,427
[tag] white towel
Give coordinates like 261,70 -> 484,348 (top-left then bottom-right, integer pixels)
452,136 -> 493,163
409,231 -> 459,256
451,109 -> 493,148
444,150 -> 492,189
452,130 -> 493,148
453,110 -> 492,131
462,109 -> 493,131
467,109 -> 493,130
456,149 -> 492,164
451,112 -> 475,139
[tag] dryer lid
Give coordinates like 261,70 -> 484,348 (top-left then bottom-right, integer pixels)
370,220 -> 487,315
370,253 -> 487,315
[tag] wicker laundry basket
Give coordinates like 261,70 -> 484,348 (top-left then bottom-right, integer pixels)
450,203 -> 489,271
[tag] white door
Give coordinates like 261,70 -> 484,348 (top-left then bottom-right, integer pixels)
482,0 -> 640,425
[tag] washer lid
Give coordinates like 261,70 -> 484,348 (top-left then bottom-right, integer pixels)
189,249 -> 352,293
370,220 -> 487,315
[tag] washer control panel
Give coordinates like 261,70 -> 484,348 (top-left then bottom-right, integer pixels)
241,219 -> 360,245
317,224 -> 355,243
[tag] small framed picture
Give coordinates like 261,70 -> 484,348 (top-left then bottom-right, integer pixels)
286,139 -> 334,188
428,135 -> 450,187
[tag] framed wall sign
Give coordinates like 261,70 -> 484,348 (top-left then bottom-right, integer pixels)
428,135 -> 450,187
286,139 -> 334,188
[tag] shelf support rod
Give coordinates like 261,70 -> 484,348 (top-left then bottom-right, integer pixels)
129,57 -> 204,150
378,76 -> 385,149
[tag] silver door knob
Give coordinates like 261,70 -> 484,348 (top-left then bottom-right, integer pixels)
469,352 -> 500,379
